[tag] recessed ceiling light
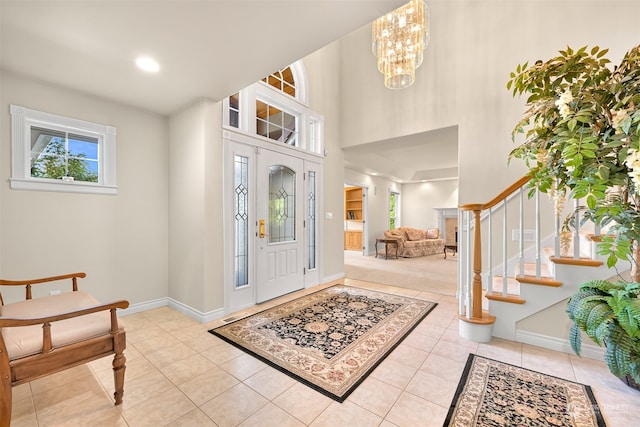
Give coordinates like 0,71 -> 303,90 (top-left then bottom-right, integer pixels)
136,56 -> 160,73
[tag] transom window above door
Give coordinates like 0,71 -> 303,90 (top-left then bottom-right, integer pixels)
223,61 -> 323,157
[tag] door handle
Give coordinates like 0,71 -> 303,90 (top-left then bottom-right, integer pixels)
259,219 -> 265,238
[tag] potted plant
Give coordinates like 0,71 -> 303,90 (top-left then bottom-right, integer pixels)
566,279 -> 640,387
507,44 -> 640,385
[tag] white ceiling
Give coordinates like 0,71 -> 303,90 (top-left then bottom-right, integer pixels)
343,126 -> 458,183
0,0 -> 404,116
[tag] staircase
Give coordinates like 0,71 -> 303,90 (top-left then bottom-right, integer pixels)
457,176 -> 627,353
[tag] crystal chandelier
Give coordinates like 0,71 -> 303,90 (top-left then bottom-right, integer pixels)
372,0 -> 430,89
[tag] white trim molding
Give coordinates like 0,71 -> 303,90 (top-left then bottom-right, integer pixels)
118,297 -> 225,324
516,330 -> 606,360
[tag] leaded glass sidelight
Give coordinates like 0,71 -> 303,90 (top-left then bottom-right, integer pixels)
307,171 -> 316,270
234,155 -> 249,288
269,165 -> 296,243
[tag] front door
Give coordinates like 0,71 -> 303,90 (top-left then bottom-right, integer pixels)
256,148 -> 304,302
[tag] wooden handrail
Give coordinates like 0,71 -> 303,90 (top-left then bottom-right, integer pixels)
460,175 -> 531,211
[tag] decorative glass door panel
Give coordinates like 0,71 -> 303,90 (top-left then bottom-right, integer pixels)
268,166 -> 296,243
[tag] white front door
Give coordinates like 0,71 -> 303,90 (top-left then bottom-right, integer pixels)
255,148 -> 304,302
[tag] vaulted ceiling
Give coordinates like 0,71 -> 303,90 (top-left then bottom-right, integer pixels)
1,0 -> 455,182
0,0 -> 404,116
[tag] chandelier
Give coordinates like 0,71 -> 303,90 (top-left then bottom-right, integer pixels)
372,0 -> 430,89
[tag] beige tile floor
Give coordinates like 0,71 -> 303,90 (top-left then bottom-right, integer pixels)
9,278 -> 640,426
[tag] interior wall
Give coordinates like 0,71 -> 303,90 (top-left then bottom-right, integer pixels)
167,98 -> 224,315
0,70 -> 169,305
401,180 -> 458,230
168,100 -> 206,313
303,43 -> 345,279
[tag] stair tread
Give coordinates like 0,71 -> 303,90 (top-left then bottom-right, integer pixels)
516,275 -> 563,287
542,246 -> 592,259
548,256 -> 603,267
485,293 -> 526,304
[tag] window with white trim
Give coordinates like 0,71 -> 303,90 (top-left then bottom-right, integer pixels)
10,105 -> 117,195
256,99 -> 297,146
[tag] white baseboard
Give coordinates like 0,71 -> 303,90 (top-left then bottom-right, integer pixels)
516,330 -> 605,360
323,272 -> 345,283
168,297 -> 225,323
119,298 -> 168,316
118,297 -> 225,323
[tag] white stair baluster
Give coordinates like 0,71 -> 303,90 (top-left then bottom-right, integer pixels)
519,188 -> 525,278
458,210 -> 465,315
487,207 -> 493,295
574,199 -> 580,259
503,201 -> 508,297
536,189 -> 541,278
465,211 -> 472,318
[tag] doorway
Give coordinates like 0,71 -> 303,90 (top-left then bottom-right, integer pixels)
344,184 -> 367,256
224,138 -> 321,313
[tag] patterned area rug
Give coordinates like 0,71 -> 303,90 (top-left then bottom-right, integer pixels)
209,284 -> 437,402
444,354 -> 606,426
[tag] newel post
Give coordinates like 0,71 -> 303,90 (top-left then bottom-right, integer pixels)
472,208 -> 483,319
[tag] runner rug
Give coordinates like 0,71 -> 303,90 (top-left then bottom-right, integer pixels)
209,284 -> 437,402
444,354 -> 606,426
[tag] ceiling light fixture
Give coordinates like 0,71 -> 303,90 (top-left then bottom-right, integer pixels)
372,0 -> 429,89
135,56 -> 160,73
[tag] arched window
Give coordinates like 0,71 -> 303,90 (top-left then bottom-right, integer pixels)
263,67 -> 295,98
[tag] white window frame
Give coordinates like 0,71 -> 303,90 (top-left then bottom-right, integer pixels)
389,190 -> 400,229
10,104 -> 117,195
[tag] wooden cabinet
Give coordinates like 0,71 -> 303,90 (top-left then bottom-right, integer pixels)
345,187 -> 363,221
344,231 -> 363,250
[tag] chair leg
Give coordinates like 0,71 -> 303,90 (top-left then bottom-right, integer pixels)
0,348 -> 12,427
112,333 -> 126,405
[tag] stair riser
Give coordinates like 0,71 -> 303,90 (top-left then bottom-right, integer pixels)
488,259 -> 627,340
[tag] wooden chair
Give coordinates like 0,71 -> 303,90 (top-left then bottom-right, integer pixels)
0,272 -> 128,427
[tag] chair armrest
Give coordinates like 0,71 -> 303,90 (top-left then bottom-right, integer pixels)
0,300 -> 129,328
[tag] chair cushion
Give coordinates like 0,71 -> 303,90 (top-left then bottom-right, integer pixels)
0,291 -> 123,360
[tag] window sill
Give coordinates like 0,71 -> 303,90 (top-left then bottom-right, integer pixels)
10,178 -> 118,195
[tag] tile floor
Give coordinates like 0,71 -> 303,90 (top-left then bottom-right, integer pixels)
9,278 -> 640,426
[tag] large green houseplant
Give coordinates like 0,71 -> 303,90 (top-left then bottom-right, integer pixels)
507,44 -> 640,385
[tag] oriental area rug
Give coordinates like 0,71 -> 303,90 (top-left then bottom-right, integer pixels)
444,354 -> 606,427
209,284 -> 437,402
